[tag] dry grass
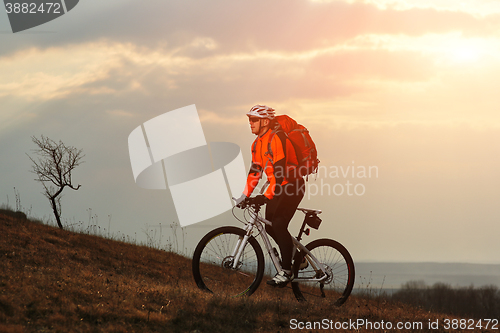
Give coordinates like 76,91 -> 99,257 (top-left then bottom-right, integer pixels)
0,210 -> 482,332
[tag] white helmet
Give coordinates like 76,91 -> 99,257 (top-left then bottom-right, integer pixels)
246,105 -> 275,120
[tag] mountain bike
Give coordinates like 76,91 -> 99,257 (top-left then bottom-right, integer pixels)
192,198 -> 355,305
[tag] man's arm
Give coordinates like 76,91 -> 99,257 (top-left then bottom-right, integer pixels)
243,162 -> 262,197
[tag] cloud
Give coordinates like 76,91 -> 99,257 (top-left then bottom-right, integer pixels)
3,27 -> 500,134
318,0 -> 500,17
2,0 -> 499,59
0,44 -> 121,101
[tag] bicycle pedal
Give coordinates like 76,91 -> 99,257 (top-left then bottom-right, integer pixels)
267,271 -> 293,288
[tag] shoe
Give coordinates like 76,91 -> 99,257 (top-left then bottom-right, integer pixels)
267,270 -> 294,288
299,257 -> 309,270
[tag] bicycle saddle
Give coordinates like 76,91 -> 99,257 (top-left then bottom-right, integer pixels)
297,207 -> 322,215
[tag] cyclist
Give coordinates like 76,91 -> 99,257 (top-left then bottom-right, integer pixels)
235,105 -> 305,287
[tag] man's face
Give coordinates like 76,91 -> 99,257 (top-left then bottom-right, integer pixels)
249,116 -> 261,135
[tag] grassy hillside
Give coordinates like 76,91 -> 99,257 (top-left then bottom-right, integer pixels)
0,209 -> 467,332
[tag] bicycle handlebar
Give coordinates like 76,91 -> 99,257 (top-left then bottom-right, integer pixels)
232,197 -> 322,216
232,196 -> 266,209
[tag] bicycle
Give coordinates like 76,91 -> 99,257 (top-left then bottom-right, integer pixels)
192,198 -> 355,305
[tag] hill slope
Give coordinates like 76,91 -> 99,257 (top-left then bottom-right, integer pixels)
0,210 -> 459,332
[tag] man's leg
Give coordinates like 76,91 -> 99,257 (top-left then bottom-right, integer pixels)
266,179 -> 305,281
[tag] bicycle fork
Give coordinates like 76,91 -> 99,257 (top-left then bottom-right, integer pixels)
230,219 -> 256,269
231,234 -> 249,269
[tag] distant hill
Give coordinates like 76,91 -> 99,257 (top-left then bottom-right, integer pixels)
355,262 -> 500,290
0,209 -> 461,332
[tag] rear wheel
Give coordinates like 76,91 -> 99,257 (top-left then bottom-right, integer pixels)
291,239 -> 355,306
192,226 -> 265,297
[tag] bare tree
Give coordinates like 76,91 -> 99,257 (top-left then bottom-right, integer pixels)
27,135 -> 85,229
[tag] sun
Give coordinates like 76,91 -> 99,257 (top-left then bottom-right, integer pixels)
434,34 -> 490,65
450,45 -> 481,63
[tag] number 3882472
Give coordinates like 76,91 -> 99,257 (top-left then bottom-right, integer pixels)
5,3 -> 62,14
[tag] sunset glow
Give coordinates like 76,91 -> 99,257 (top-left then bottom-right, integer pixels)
311,0 -> 500,16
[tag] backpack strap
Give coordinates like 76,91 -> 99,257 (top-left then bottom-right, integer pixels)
289,128 -> 313,163
251,138 -> 258,155
265,128 -> 286,162
266,129 -> 299,170
290,128 -> 310,148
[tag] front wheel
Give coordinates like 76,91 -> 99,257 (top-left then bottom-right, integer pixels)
292,239 -> 355,306
192,226 -> 265,297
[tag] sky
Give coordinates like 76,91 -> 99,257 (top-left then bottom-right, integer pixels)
1,0 -> 499,265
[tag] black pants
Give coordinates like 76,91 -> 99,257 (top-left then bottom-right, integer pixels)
265,178 -> 305,271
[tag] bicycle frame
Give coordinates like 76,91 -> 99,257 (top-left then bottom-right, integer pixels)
232,205 -> 329,283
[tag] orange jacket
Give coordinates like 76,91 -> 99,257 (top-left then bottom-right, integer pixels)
243,129 -> 298,200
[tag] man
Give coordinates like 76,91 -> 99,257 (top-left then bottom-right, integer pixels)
235,105 -> 305,287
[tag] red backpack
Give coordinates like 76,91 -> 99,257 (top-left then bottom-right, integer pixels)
268,115 -> 319,179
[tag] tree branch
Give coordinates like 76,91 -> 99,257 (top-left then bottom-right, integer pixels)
27,135 -> 85,229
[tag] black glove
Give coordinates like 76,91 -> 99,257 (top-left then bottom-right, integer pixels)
235,195 -> 249,208
249,195 -> 269,206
